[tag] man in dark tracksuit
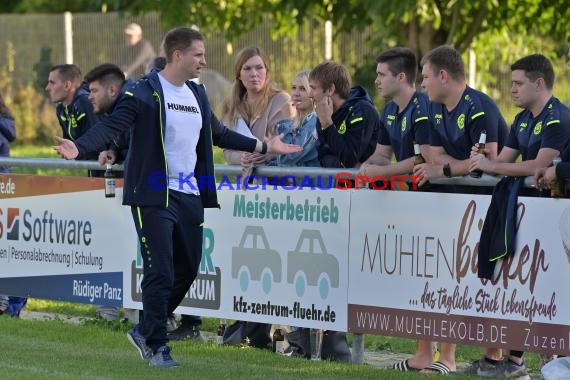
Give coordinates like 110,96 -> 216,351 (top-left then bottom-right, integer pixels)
84,63 -> 132,169
46,64 -> 101,176
309,61 -> 378,169
83,63 -> 132,322
54,27 -> 300,368
306,61 -> 378,362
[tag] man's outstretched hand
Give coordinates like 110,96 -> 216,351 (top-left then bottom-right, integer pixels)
53,136 -> 79,160
266,133 -> 303,155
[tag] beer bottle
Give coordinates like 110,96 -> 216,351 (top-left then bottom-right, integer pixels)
470,130 -> 487,178
104,163 -> 115,198
216,319 -> 226,345
551,157 -> 565,198
413,142 -> 425,165
272,326 -> 285,354
412,142 -> 428,190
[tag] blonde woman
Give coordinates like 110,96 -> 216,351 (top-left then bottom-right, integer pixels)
222,46 -> 293,173
271,69 -> 319,167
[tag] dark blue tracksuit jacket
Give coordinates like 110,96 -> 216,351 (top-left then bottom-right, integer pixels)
74,71 -> 257,208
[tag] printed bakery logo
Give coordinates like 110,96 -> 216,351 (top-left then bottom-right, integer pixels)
360,200 -> 557,323
0,207 -> 93,246
0,208 -> 20,240
130,227 -> 221,309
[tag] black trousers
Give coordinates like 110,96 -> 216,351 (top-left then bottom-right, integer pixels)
131,191 -> 204,351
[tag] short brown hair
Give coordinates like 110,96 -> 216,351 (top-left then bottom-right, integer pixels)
84,63 -> 125,87
162,27 -> 204,63
376,47 -> 417,85
309,61 -> 351,99
49,64 -> 83,84
420,45 -> 465,81
511,54 -> 555,90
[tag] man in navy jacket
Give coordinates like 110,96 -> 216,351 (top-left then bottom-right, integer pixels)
46,64 -> 102,176
55,27 -> 300,368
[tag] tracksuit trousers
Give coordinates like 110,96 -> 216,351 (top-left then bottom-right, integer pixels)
131,190 -> 204,352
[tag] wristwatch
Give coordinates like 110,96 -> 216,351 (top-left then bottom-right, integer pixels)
443,163 -> 452,178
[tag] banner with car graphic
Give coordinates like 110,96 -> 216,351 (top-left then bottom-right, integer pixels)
143,189 -> 351,331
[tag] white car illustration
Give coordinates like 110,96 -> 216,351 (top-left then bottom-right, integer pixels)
287,229 -> 339,299
232,226 -> 282,294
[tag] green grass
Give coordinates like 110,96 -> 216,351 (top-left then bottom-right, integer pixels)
26,299 -> 98,318
0,316 -> 414,380
17,299 -> 545,379
10,144 -> 85,176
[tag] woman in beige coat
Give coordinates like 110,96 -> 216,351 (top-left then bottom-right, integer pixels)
222,46 -> 293,173
221,46 -> 292,348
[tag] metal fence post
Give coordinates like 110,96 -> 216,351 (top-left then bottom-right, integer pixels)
352,333 -> 364,364
64,11 -> 73,64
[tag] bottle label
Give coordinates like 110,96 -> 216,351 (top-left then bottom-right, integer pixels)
105,179 -> 115,197
275,340 -> 285,354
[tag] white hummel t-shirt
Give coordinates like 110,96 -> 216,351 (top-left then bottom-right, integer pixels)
158,73 -> 202,194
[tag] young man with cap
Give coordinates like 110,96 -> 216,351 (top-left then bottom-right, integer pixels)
120,22 -> 156,79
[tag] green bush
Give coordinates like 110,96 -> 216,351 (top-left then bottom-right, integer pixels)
1,40 -> 59,145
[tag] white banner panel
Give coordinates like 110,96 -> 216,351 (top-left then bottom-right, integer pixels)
125,189 -> 350,330
0,174 -> 136,307
348,190 -> 570,355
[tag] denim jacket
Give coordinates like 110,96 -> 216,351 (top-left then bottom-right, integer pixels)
271,112 -> 319,167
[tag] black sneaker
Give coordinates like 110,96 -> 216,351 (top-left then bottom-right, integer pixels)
478,359 -> 529,379
167,324 -> 206,342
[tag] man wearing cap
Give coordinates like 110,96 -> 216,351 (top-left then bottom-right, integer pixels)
120,22 -> 156,79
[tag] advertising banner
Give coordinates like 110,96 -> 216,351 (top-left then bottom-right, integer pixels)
124,189 -> 350,331
0,174 -> 135,307
348,190 -> 570,355
5,174 -> 570,354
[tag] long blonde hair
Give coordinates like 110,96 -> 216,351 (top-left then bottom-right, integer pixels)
221,46 -> 280,126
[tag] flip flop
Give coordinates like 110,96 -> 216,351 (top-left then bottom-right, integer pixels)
392,359 -> 420,372
421,361 -> 456,375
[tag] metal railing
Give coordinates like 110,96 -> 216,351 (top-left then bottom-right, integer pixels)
0,157 -> 537,189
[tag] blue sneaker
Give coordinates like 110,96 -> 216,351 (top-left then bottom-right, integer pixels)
127,325 -> 152,360
149,346 -> 180,368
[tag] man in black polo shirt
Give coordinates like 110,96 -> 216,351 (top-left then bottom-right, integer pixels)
359,47 -> 431,188
411,45 -> 508,376
471,53 -> 570,379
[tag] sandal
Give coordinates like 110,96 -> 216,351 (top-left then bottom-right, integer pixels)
421,361 -> 456,375
392,359 -> 420,372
